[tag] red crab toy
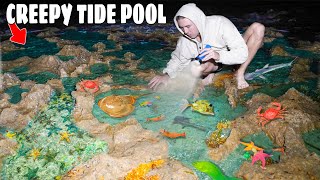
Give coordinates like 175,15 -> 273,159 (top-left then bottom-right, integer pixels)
257,102 -> 286,127
78,79 -> 99,93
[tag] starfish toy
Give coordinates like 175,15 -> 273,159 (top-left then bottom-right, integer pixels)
240,141 -> 264,151
251,150 -> 272,169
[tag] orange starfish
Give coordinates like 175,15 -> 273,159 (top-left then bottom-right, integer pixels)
240,141 -> 264,151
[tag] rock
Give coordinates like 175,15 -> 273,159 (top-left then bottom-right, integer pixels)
72,91 -> 97,122
36,30 -> 57,38
0,40 -> 23,53
47,79 -> 64,92
28,55 -> 62,74
2,56 -> 32,72
57,45 -> 91,61
20,80 -> 36,90
289,58 -> 317,82
0,138 -> 18,170
237,153 -> 320,179
92,42 -> 106,53
270,46 -> 291,56
66,119 -> 196,180
2,73 -> 21,89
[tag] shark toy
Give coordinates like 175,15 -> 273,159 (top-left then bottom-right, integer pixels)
244,58 -> 296,80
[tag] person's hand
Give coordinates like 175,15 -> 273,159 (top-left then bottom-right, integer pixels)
199,47 -> 220,62
148,74 -> 170,90
200,62 -> 217,76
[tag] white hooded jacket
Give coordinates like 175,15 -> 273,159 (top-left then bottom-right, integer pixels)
163,3 -> 248,78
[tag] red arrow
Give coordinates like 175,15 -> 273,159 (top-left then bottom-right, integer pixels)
8,23 -> 27,45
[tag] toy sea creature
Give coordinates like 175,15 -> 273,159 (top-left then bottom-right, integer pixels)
257,102 -> 286,127
243,151 -> 251,160
272,147 -> 286,154
146,115 -> 165,122
245,59 -> 295,80
125,159 -> 164,180
251,150 -> 272,169
5,131 -> 16,139
240,141 -> 264,152
160,129 -> 186,139
173,116 -> 208,131
77,79 -> 100,93
140,101 -> 153,107
29,148 -> 41,160
181,99 -> 214,115
206,121 -> 232,148
60,132 -> 72,143
193,161 -> 239,180
98,93 -> 149,118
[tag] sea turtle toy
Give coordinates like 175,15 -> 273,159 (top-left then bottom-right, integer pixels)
181,99 -> 214,115
98,93 -> 149,118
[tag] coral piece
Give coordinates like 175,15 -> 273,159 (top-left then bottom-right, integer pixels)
257,102 -> 286,127
125,159 -> 164,180
206,121 -> 232,148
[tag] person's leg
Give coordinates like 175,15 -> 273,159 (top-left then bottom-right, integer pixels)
235,22 -> 265,89
200,61 -> 220,85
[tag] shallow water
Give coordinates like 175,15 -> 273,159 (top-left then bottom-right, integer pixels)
1,12 -> 320,179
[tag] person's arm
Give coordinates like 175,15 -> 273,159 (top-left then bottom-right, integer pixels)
215,17 -> 248,65
163,37 -> 193,78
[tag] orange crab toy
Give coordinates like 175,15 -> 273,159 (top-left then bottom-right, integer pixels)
78,79 -> 100,93
257,102 -> 286,127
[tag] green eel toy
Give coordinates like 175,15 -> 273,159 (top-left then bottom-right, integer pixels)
193,161 -> 240,180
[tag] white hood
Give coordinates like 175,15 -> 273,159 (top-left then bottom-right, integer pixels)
173,3 -> 206,41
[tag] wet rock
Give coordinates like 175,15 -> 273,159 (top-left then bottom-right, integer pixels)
20,80 -> 36,90
265,27 -> 284,38
0,84 -> 53,130
16,84 -> 53,114
92,42 -> 106,53
28,55 -> 62,74
237,153 -> 320,179
46,79 -> 64,92
270,46 -> 291,56
72,90 -> 97,122
36,30 -> 57,38
2,73 -> 21,89
57,45 -> 91,61
296,40 -> 320,53
2,56 -> 32,72
0,138 -> 18,170
70,64 -> 91,77
45,37 -> 80,48
0,93 -> 11,111
289,58 -> 317,82
0,40 -> 24,53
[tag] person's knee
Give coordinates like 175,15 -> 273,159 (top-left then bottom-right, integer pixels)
252,22 -> 265,40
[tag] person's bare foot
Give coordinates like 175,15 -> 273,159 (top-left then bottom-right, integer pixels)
202,73 -> 215,86
235,72 -> 249,89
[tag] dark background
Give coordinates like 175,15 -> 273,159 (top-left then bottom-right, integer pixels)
1,0 -> 320,41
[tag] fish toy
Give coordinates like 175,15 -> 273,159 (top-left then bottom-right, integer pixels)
181,99 -> 214,115
146,115 -> 165,122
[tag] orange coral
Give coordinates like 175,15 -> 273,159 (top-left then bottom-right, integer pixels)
125,159 -> 164,180
212,72 -> 234,88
